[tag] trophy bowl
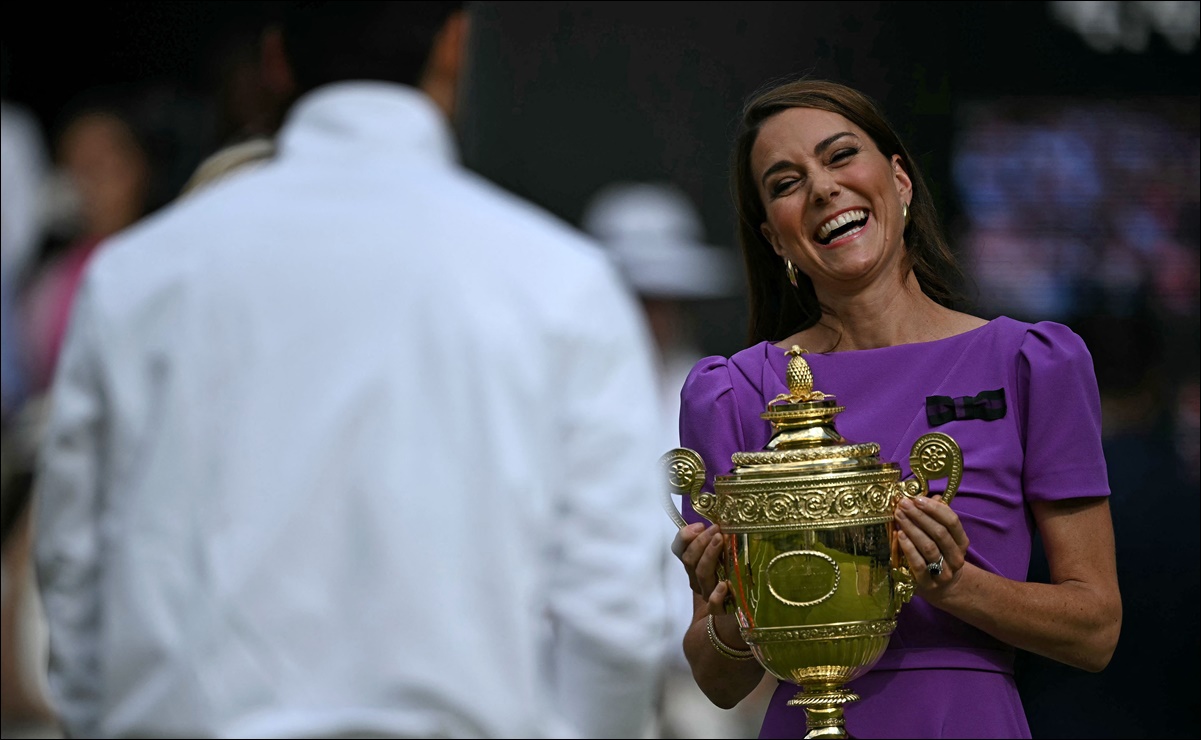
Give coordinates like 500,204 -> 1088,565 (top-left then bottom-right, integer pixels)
662,347 -> 963,739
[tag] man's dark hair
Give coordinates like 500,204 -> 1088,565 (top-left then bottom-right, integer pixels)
280,1 -> 466,94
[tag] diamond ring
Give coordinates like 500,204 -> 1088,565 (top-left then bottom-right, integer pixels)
926,554 -> 945,577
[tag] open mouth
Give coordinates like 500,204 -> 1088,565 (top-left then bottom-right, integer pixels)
815,209 -> 869,245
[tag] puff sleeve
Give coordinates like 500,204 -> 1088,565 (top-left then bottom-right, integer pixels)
677,356 -> 746,526
1017,321 -> 1111,502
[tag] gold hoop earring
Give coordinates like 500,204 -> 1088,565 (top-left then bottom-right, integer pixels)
785,260 -> 799,288
902,201 -> 910,228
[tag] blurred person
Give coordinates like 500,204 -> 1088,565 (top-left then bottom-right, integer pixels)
19,103 -> 153,397
1,82 -> 50,523
0,494 -> 56,739
11,104 -> 157,604
1,98 -> 48,424
580,182 -> 738,456
582,181 -> 769,738
1,81 -> 58,738
671,78 -> 1120,738
32,3 -> 670,739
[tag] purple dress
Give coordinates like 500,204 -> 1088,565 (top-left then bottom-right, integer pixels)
678,317 -> 1110,739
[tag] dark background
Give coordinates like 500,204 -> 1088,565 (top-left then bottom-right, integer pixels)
7,1 -> 1197,351
3,2 -> 1198,738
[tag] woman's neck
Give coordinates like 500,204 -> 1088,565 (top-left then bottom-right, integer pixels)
778,271 -> 978,353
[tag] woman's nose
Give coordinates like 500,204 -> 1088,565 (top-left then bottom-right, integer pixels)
810,171 -> 840,204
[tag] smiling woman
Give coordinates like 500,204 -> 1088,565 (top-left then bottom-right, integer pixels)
753,106 -> 918,321
667,77 -> 1122,740
729,80 -> 965,349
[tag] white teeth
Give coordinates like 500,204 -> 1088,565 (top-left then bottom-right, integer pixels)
817,209 -> 867,241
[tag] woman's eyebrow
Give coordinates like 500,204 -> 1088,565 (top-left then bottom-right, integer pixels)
759,132 -> 855,186
760,159 -> 795,186
814,131 -> 854,155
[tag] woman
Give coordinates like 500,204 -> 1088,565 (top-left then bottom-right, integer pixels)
672,78 -> 1121,738
21,105 -> 153,393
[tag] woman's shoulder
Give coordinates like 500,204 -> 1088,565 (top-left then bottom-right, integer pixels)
682,341 -> 778,401
684,341 -> 777,379
986,315 -> 1094,363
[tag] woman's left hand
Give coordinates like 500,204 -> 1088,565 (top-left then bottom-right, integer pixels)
894,494 -> 970,592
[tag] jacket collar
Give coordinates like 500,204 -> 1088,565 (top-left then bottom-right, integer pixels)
276,82 -> 459,166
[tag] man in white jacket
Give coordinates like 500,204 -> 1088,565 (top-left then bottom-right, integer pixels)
33,3 -> 671,737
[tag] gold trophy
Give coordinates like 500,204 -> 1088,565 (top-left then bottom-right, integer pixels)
661,346 -> 963,739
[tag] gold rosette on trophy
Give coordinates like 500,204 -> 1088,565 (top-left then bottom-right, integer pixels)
661,347 -> 964,739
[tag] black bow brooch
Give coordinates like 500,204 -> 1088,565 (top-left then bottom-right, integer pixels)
925,389 -> 1006,427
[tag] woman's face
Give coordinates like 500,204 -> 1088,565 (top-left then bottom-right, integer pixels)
751,106 -> 911,297
59,113 -> 149,238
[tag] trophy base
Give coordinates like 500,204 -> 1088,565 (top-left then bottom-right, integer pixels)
787,687 -> 859,740
804,728 -> 853,740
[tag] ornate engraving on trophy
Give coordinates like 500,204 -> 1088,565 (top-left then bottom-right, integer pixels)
706,480 -> 897,530
908,432 -> 963,503
667,458 -> 697,489
750,619 -> 896,643
767,550 -> 840,607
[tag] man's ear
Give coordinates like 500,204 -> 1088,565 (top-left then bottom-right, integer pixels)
260,26 -> 296,102
420,10 -> 471,121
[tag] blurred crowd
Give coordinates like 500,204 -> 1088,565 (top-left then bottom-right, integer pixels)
1,27 -> 285,739
952,98 -> 1200,488
2,84 -> 180,740
952,98 -> 1201,738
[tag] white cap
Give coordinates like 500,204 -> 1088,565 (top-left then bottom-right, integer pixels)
581,181 -> 739,299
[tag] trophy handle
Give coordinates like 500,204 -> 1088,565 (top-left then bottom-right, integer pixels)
892,433 -> 963,615
660,448 -> 734,613
901,432 -> 963,505
659,447 -> 709,529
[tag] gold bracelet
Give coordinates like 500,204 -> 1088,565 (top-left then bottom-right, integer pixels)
706,614 -> 754,660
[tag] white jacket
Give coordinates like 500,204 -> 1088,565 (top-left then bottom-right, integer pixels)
34,82 -> 671,739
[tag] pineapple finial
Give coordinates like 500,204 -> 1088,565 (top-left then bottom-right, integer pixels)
771,346 -> 826,404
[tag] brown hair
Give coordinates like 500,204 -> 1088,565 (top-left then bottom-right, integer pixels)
731,78 -> 962,343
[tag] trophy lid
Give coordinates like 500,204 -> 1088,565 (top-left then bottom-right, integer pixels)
727,346 -> 890,476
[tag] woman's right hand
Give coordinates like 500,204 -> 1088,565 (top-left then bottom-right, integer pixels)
675,520 -> 767,708
672,521 -> 728,610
